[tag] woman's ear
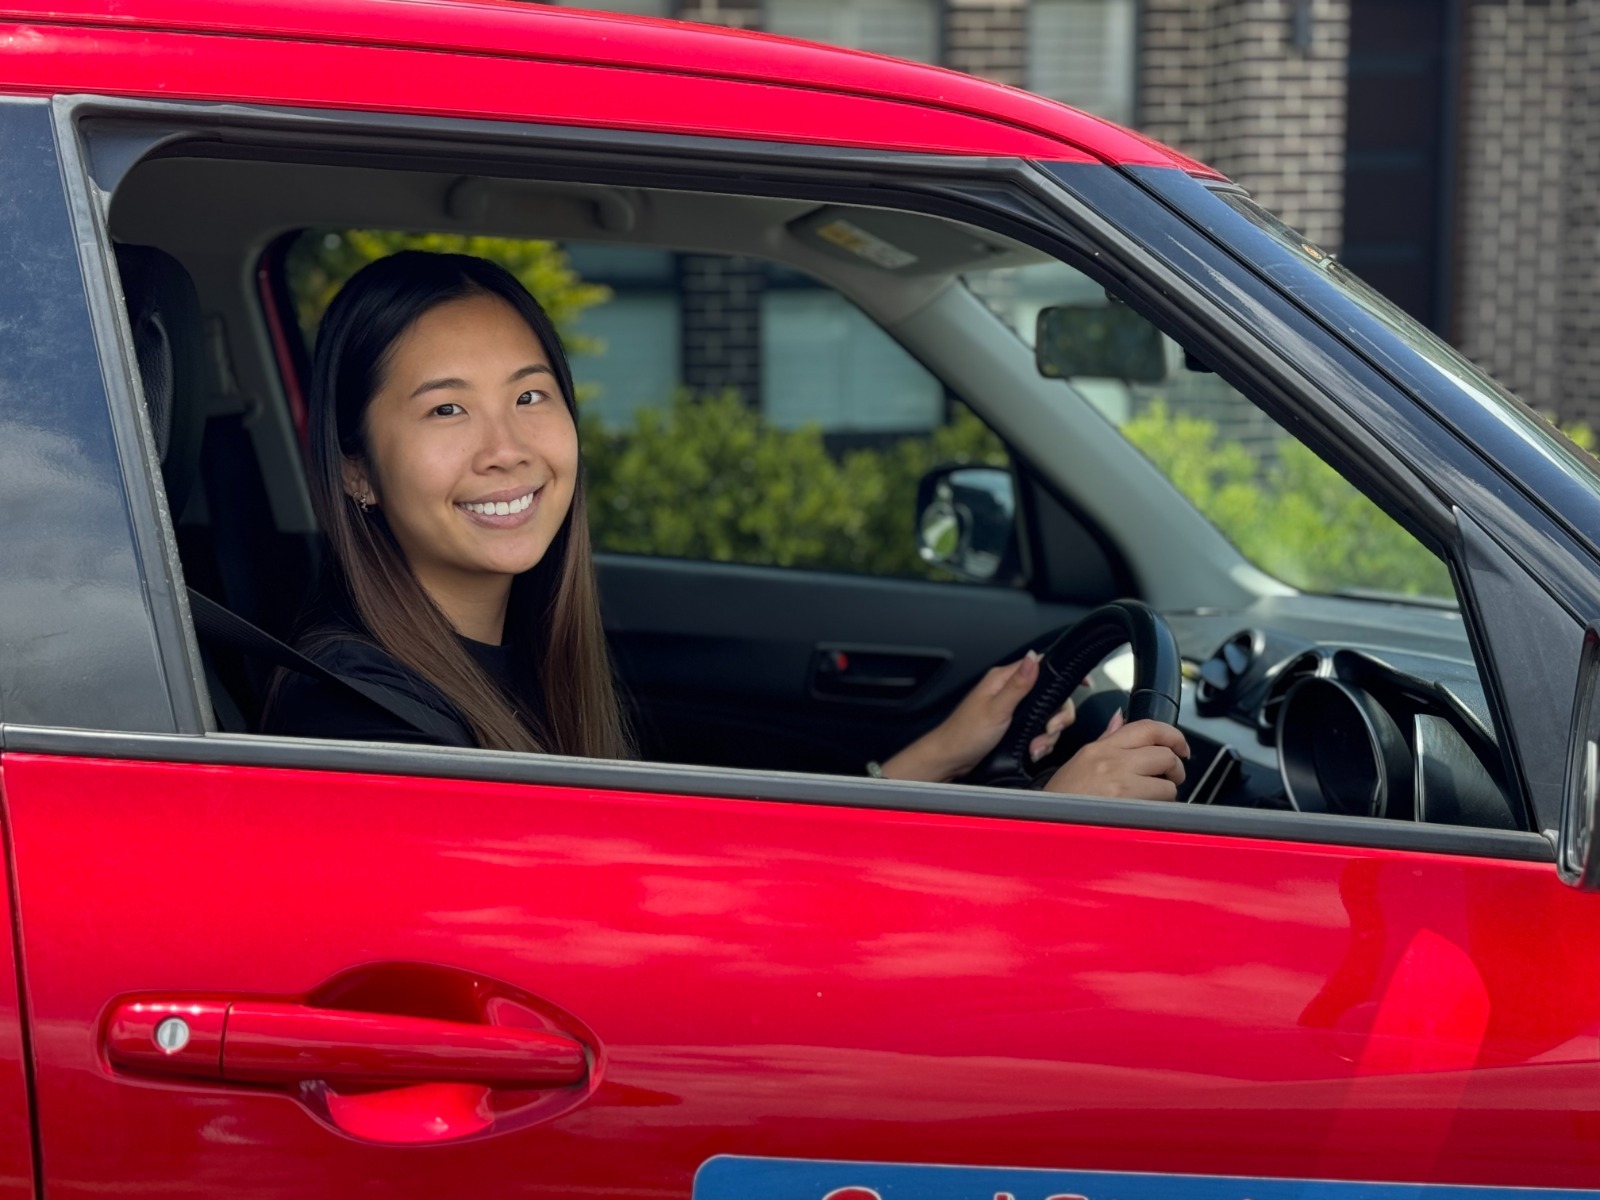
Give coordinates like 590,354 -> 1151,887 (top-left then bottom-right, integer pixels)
342,456 -> 375,509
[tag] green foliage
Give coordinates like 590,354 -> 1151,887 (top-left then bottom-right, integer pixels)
581,392 -> 1007,579
1121,401 -> 1454,597
285,229 -> 611,352
1561,420 -> 1597,454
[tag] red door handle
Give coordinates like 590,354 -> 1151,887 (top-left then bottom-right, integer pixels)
107,998 -> 588,1088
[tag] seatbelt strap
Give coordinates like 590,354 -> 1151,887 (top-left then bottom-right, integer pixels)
201,652 -> 250,734
186,588 -> 473,747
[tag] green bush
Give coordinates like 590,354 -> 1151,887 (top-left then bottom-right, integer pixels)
286,229 -> 610,353
581,392 -> 1006,579
1120,401 -> 1454,597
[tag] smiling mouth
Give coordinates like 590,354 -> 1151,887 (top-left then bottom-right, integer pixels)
458,491 -> 536,517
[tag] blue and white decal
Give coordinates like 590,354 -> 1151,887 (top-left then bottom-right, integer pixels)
693,1157 -> 1600,1200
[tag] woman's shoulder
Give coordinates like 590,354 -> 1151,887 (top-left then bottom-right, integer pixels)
261,616 -> 473,747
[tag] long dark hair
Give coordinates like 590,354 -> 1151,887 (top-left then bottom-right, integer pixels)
304,250 -> 629,758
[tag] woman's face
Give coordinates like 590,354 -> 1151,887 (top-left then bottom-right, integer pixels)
347,292 -> 578,615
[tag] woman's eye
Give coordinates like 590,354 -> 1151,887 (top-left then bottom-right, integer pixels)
430,402 -> 464,418
516,389 -> 546,406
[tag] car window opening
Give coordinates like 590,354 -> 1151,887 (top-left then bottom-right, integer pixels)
103,136 -> 1521,837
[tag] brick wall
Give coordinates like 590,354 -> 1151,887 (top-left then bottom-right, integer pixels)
1455,0 -> 1570,413
678,255 -> 764,399
660,0 -> 765,399
945,0 -> 1027,87
1140,1 -> 1213,155
1561,0 -> 1600,423
1140,0 -> 1349,252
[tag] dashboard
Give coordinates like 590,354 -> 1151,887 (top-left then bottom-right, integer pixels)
1092,595 -> 1526,831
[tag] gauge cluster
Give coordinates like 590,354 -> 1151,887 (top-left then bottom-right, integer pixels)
1182,629 -> 1523,830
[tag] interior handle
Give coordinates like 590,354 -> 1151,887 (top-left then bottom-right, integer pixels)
107,997 -> 588,1088
811,645 -> 948,701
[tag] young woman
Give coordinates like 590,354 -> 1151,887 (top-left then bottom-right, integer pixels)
264,251 -> 1189,800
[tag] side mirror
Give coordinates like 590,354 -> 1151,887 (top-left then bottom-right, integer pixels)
1560,622 -> 1600,887
915,465 -> 1016,583
1036,302 -> 1167,383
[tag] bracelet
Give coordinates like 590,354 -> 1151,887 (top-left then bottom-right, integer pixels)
865,760 -> 886,779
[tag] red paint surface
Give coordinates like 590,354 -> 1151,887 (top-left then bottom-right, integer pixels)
0,771 -> 35,1200
8,752 -> 1600,1194
0,0 -> 1223,174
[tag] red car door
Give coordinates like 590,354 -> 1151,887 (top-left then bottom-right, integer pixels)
4,742 -> 1598,1197
0,771 -> 35,1200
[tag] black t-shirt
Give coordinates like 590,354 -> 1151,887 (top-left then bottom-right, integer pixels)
261,609 -> 544,748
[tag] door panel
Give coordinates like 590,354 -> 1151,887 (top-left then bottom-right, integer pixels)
599,555 -> 1085,773
9,750 -> 1600,1195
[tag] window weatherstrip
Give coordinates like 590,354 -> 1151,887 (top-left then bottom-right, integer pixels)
0,724 -> 1557,864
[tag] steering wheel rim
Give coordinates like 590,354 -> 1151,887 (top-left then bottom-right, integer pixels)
965,599 -> 1183,788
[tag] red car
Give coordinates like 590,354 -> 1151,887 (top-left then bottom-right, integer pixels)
2,2 -> 1599,1197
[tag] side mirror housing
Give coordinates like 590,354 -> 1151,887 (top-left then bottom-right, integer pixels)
1560,622 -> 1600,887
1036,302 -> 1167,383
915,465 -> 1016,584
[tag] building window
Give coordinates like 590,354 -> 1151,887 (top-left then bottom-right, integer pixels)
761,282 -> 943,434
1028,0 -> 1138,126
563,245 -> 682,427
766,0 -> 940,64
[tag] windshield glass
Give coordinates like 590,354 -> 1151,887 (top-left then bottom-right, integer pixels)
963,258 -> 1454,600
1216,190 -> 1600,504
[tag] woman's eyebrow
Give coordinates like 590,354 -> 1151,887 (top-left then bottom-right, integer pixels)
409,376 -> 469,399
408,364 -> 551,400
507,364 -> 554,385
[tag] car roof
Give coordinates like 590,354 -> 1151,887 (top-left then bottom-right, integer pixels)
0,0 -> 1225,178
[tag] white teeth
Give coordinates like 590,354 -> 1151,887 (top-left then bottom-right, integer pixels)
463,492 -> 534,516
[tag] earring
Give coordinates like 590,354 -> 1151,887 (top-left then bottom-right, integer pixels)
354,493 -> 372,515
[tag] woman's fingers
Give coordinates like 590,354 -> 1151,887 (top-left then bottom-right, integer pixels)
1045,697 -> 1076,733
1028,696 -> 1078,761
1117,776 -> 1181,803
1100,716 -> 1189,759
1127,744 -> 1186,786
1041,718 -> 1190,802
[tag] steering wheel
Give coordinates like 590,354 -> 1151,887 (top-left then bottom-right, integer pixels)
964,600 -> 1183,788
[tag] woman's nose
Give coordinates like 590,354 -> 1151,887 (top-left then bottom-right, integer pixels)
475,410 -> 533,470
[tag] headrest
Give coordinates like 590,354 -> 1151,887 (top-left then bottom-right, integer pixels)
116,244 -> 208,521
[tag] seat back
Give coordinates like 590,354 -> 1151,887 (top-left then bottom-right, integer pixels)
116,244 -> 208,521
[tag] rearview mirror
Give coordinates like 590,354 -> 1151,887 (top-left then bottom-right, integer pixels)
1560,622 -> 1600,887
915,465 -> 1016,584
1036,302 -> 1167,383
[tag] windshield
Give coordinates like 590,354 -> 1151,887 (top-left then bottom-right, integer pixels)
1217,190 -> 1600,508
963,257 -> 1454,600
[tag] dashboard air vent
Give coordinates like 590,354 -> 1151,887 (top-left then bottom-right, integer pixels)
1195,630 -> 1259,717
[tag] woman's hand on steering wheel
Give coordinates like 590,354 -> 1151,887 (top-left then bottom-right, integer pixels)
1041,712 -> 1191,802
879,651 -> 1078,784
